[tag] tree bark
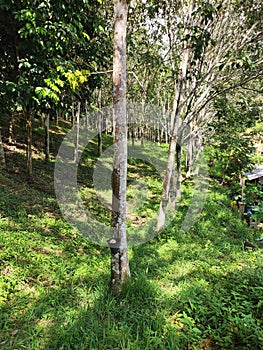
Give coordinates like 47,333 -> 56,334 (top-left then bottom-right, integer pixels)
130,102 -> 136,147
175,140 -> 183,201
55,110 -> 59,126
85,100 -> 89,129
74,102 -> 81,163
0,127 -> 6,169
25,110 -> 32,179
110,0 -> 130,293
186,131 -> 194,178
169,167 -> 175,210
157,136 -> 176,231
44,113 -> 50,161
97,89 -> 103,157
8,113 -> 14,144
193,135 -> 203,176
156,0 -> 193,232
140,100 -> 145,147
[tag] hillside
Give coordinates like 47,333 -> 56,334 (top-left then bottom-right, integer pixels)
0,120 -> 263,350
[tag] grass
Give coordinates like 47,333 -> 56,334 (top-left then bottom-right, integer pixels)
0,119 -> 263,349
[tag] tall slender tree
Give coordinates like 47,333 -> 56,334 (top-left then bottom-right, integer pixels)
0,127 -> 6,169
157,0 -> 194,231
110,0 -> 130,292
156,0 -> 262,232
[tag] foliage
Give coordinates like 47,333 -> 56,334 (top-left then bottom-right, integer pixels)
243,183 -> 263,222
1,178 -> 262,349
207,92 -> 261,180
0,0 -> 110,113
0,0 -> 262,348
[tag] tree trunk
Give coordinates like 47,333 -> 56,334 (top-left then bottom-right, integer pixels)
85,100 -> 89,129
131,125 -> 135,147
193,135 -> 203,176
110,0 -> 130,293
156,0 -> 193,232
71,99 -> 75,126
0,127 -> 6,169
129,101 -> 136,147
157,137 -> 176,232
74,102 -> 81,163
140,100 -> 145,146
175,141 -> 183,201
169,167 -> 175,210
25,110 -> 32,179
8,113 -> 14,144
55,110 -> 59,126
186,133 -> 194,178
97,89 -> 103,157
44,113 -> 50,161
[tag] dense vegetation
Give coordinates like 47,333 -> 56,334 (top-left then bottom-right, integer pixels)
0,0 -> 263,349
0,119 -> 263,349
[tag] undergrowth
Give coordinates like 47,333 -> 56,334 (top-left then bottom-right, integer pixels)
0,126 -> 262,349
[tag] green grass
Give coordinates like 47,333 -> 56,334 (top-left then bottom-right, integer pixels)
0,123 -> 263,349
1,175 -> 263,349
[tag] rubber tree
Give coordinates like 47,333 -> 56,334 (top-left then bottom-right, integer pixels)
157,0 -> 194,231
0,127 -> 6,169
156,0 -> 263,232
109,0 -> 130,293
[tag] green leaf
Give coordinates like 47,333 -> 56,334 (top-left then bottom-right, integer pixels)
82,32 -> 90,40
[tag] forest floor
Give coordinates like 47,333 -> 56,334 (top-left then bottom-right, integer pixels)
0,123 -> 263,349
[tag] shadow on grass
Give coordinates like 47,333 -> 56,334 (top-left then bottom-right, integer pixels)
1,132 -> 262,349
1,224 -> 263,350
0,271 -> 172,350
41,274 -> 168,350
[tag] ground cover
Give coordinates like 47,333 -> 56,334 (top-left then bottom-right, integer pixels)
0,129 -> 262,349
